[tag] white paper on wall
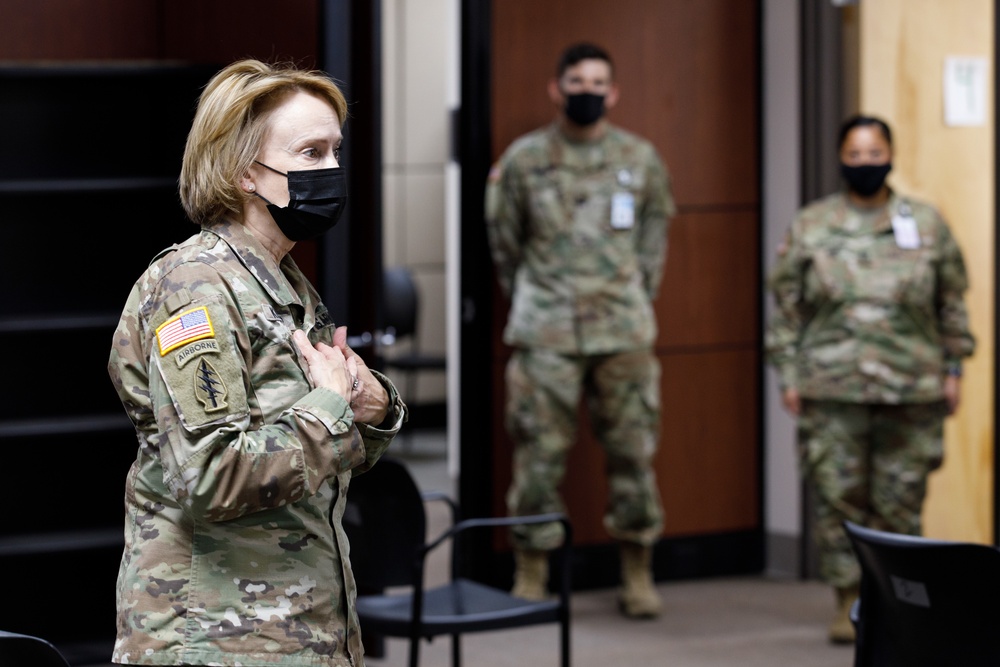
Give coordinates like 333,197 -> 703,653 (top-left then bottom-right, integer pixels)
943,56 -> 989,127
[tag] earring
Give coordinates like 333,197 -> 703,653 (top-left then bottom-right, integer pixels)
247,183 -> 255,192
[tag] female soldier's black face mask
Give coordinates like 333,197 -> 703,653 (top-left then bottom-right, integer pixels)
564,92 -> 606,126
254,161 -> 348,241
840,162 -> 892,197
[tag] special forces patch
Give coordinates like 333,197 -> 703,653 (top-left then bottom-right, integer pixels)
194,358 -> 228,412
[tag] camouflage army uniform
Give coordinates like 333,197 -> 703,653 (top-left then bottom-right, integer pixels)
485,122 -> 675,550
765,190 -> 975,588
108,221 -> 406,666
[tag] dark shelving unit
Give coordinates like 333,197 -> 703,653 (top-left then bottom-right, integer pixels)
0,62 -> 219,663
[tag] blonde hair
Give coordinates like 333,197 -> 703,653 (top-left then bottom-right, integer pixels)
179,59 -> 348,225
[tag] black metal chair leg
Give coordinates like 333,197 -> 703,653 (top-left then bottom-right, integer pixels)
451,633 -> 461,667
408,635 -> 420,667
561,618 -> 570,667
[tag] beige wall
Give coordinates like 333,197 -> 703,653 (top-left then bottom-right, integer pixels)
382,0 -> 453,404
859,0 -> 995,543
763,0 -> 803,575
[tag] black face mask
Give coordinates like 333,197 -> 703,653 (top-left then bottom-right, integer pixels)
564,92 -> 606,126
840,162 -> 892,197
254,161 -> 348,241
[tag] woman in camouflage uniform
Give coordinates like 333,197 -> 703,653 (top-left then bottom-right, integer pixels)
108,60 -> 406,666
765,115 -> 975,645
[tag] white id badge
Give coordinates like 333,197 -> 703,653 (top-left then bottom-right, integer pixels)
611,192 -> 635,229
891,215 -> 921,249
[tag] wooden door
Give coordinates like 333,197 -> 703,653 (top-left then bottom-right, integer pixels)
857,0 -> 995,544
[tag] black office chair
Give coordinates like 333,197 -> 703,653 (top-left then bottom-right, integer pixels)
344,457 -> 572,667
0,630 -> 71,667
845,521 -> 1000,666
380,267 -> 446,435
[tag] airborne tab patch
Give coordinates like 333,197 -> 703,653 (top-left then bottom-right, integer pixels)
157,306 -> 215,356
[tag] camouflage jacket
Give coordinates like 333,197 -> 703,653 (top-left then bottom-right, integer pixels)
108,221 -> 406,666
485,122 -> 675,354
765,191 -> 975,403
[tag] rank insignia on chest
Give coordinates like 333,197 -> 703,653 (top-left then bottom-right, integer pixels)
156,306 -> 215,356
194,358 -> 228,412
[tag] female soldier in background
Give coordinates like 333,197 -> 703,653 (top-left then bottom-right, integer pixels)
765,114 -> 974,644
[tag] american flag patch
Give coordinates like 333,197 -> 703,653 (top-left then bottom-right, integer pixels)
156,306 -> 215,356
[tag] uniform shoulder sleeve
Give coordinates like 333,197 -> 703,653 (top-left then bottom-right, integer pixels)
764,209 -> 813,388
148,264 -> 250,431
484,138 -> 537,296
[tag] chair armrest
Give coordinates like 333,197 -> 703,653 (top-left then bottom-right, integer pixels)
422,512 -> 572,556
420,490 -> 458,526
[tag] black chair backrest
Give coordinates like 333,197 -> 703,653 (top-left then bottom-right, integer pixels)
846,521 -> 1000,666
0,630 -> 71,667
382,267 -> 419,340
344,458 -> 427,590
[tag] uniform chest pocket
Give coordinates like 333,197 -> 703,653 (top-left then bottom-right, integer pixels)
806,244 -> 936,306
525,169 -> 572,240
248,304 -> 295,353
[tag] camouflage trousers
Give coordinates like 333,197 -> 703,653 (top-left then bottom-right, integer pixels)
504,347 -> 664,551
798,399 -> 946,588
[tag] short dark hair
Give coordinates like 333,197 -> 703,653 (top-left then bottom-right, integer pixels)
838,114 -> 893,149
556,42 -> 614,78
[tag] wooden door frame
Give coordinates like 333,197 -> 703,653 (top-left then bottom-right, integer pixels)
994,0 -> 1000,547
457,0 -> 499,581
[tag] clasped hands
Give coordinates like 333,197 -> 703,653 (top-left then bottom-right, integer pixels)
293,327 -> 389,425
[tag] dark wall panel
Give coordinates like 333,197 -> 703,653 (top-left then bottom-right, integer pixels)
657,211 -> 761,348
0,0 -> 321,65
659,347 -> 760,536
0,0 -> 159,60
490,0 -> 759,208
161,0 -> 320,65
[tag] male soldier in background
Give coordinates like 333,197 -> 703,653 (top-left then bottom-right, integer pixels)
484,42 -> 675,618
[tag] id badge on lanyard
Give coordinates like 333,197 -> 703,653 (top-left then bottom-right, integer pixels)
611,192 -> 635,229
611,168 -> 636,230
891,202 -> 920,249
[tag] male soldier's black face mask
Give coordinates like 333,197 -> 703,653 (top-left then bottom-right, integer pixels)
840,162 -> 892,197
564,92 -> 606,126
254,161 -> 348,241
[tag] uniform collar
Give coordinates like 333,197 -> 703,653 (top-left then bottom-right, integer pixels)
547,121 -> 619,170
206,220 -> 302,307
836,188 -> 901,235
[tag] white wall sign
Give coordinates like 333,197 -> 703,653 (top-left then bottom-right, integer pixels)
944,56 -> 989,127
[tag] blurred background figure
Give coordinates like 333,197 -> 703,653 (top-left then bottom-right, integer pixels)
765,114 -> 975,644
484,42 -> 675,619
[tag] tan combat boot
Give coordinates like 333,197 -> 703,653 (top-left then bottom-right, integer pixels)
828,586 -> 859,644
618,542 -> 662,618
512,549 -> 549,600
